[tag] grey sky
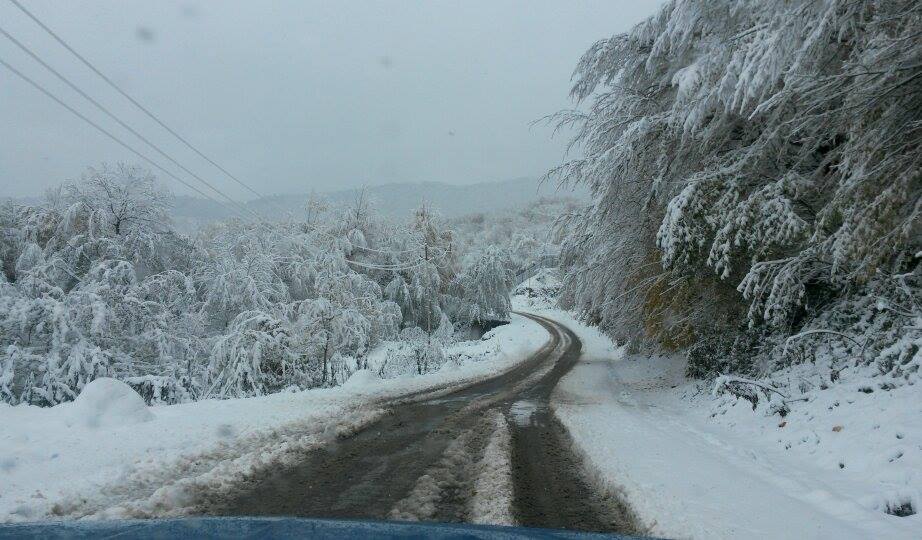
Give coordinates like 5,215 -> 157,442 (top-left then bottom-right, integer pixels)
0,1 -> 663,199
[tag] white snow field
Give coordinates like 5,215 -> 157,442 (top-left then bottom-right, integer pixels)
513,297 -> 920,539
0,314 -> 547,522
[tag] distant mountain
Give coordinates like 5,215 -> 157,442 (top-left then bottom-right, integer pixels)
4,177 -> 588,231
170,177 -> 587,229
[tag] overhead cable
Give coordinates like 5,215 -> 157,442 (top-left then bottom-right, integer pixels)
7,0 -> 268,202
0,24 -> 260,221
0,56 -> 245,217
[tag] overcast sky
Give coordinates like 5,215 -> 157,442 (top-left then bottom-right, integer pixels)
0,1 -> 663,199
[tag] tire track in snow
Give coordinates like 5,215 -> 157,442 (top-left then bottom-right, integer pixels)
506,313 -> 641,534
388,410 -> 516,525
469,411 -> 516,525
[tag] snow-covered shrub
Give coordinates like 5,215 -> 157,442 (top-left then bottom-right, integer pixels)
205,311 -> 292,399
397,263 -> 444,333
125,375 -> 192,405
377,327 -> 448,378
376,346 -> 410,379
35,341 -> 113,406
771,268 -> 921,389
686,329 -> 764,380
432,312 -> 455,344
199,251 -> 287,330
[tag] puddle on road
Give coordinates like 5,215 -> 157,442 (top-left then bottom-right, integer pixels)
427,392 -> 488,406
509,400 -> 544,426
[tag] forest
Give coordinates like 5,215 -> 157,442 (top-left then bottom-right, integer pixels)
550,0 -> 920,389
0,165 -> 566,406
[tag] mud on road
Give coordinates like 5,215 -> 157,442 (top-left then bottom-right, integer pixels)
198,312 -> 639,534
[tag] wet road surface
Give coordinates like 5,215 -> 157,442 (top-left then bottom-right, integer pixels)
199,312 -> 639,534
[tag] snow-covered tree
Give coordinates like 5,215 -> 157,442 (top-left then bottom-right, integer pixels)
454,247 -> 515,326
549,0 -> 922,375
0,345 -> 22,404
0,159 -> 536,405
55,163 -> 173,277
411,204 -> 457,294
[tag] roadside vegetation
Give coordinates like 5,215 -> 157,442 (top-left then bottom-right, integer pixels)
0,165 -> 565,405
549,0 -> 920,396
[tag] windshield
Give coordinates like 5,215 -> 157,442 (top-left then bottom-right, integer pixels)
1,1 -> 919,539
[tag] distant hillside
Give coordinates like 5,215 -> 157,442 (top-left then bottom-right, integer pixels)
4,177 -> 588,231
170,177 -> 587,229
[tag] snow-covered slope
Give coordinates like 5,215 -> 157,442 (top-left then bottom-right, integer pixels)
0,315 -> 547,522
516,299 -> 921,539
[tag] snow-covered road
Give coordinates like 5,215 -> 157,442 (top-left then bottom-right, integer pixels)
539,308 -> 920,540
187,312 -> 639,534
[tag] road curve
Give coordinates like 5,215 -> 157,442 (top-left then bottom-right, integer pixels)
198,312 -> 638,534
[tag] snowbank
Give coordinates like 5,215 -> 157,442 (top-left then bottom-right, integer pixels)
67,378 -> 155,429
341,369 -> 380,390
515,299 -> 920,539
0,314 -> 547,522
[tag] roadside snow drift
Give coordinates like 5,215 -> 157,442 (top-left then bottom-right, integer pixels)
518,302 -> 921,540
67,378 -> 155,429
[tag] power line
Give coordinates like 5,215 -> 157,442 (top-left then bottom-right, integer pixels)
354,244 -> 424,256
316,233 -> 429,260
0,55 -> 246,218
345,258 -> 431,272
0,24 -> 260,221
7,0 -> 267,202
